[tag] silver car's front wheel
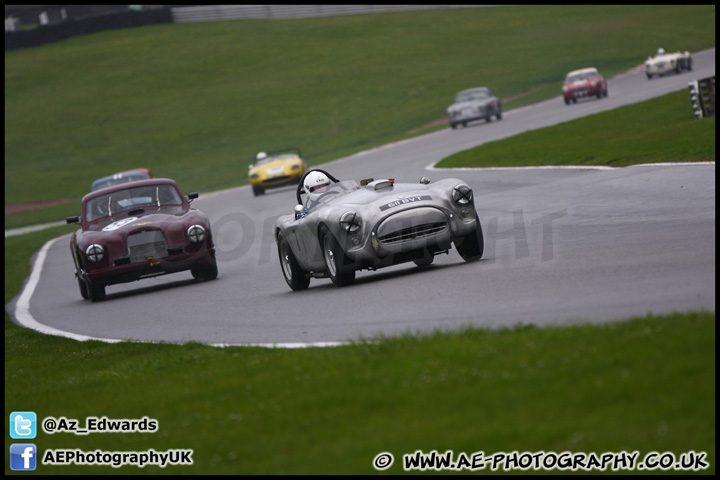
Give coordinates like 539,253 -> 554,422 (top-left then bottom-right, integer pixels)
320,227 -> 355,287
277,231 -> 310,291
455,214 -> 485,262
323,243 -> 337,278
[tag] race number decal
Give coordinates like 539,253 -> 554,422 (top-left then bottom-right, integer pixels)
380,195 -> 432,211
102,217 -> 139,231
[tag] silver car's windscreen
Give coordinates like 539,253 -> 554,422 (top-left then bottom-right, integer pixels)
304,180 -> 361,211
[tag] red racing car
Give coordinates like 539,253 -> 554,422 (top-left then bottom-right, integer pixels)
66,178 -> 217,301
562,67 -> 608,105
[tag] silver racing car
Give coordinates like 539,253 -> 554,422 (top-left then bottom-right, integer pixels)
275,169 -> 484,290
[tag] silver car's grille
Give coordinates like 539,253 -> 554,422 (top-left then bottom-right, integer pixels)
378,222 -> 447,245
127,230 -> 168,263
376,207 -> 448,246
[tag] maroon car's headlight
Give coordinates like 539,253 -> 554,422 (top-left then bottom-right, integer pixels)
452,184 -> 473,205
86,244 -> 105,263
187,225 -> 206,244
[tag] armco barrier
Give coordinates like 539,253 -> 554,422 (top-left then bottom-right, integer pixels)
5,9 -> 173,51
5,5 -> 494,51
171,5 -> 480,22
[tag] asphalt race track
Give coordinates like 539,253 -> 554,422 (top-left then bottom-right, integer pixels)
8,49 -> 715,346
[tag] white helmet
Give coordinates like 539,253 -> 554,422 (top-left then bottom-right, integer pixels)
256,151 -> 267,161
304,171 -> 331,194
657,47 -> 665,55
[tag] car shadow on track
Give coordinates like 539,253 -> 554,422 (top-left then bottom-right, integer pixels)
274,257 -> 489,294
96,276 -> 215,302
452,118 -> 496,130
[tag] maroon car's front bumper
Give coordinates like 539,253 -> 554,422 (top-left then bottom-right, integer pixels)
82,246 -> 215,286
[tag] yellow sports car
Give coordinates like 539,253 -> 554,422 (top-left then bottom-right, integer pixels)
248,148 -> 307,196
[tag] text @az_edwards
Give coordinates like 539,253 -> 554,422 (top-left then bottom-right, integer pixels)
42,416 -> 157,435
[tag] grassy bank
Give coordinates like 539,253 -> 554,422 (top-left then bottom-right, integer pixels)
5,310 -> 715,475
436,90 -> 716,168
5,5 -> 715,228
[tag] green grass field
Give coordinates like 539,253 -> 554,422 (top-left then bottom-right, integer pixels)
5,5 -> 716,475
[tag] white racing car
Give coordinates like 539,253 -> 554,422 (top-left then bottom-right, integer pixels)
645,48 -> 693,79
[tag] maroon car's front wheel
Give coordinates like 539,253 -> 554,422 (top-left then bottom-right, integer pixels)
191,256 -> 218,281
77,276 -> 89,300
87,281 -> 106,302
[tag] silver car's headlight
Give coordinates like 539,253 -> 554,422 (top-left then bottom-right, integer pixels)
452,184 -> 473,205
86,244 -> 105,263
187,225 -> 206,244
340,212 -> 361,233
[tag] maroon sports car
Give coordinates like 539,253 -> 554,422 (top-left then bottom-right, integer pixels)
66,178 -> 217,301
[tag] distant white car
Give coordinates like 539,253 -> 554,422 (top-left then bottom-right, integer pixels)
645,48 -> 693,79
446,87 -> 502,129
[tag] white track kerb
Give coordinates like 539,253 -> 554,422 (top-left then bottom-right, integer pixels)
13,237 -> 124,343
11,235 -> 347,348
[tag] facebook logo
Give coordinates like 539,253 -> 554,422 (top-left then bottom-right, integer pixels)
10,444 -> 37,471
10,411 -> 37,439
